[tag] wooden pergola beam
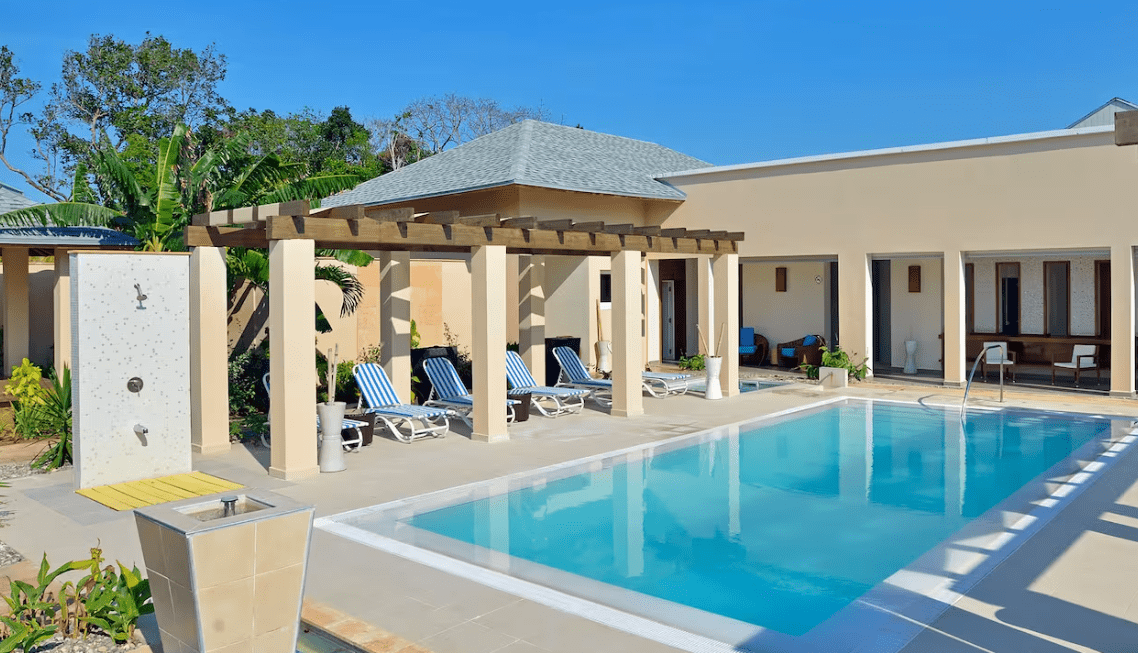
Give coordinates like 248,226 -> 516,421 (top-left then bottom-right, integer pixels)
259,216 -> 736,255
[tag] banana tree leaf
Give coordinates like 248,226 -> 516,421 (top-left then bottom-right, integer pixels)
0,202 -> 123,227
317,248 -> 374,267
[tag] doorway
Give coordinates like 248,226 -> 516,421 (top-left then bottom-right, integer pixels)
872,260 -> 891,367
661,280 -> 676,360
997,262 -> 1020,336
1095,260 -> 1111,337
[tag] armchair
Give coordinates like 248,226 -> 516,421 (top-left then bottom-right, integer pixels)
776,334 -> 826,368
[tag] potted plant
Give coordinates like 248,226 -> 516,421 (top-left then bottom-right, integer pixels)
800,345 -> 870,388
698,324 -> 727,400
316,345 -> 346,472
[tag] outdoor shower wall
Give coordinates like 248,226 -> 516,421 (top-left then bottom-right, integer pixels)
71,252 -> 191,489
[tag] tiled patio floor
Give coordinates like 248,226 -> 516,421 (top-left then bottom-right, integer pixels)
4,379 -> 1138,652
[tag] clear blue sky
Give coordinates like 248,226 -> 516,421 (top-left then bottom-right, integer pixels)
3,0 -> 1136,202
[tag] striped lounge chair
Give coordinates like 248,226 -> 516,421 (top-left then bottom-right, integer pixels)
352,363 -> 450,443
552,346 -> 692,403
261,373 -> 367,451
421,357 -> 520,427
505,350 -> 587,417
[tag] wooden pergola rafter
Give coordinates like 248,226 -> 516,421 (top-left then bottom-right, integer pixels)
186,201 -> 744,255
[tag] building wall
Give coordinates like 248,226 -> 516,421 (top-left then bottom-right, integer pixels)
741,261 -> 827,354
968,254 -> 1099,337
888,258 -> 943,370
0,261 -> 58,372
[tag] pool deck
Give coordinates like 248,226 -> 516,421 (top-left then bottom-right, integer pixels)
4,378 -> 1138,653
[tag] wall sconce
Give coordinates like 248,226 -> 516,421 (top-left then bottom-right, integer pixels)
775,267 -> 787,292
908,265 -> 921,293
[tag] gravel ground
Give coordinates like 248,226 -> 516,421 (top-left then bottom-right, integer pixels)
0,461 -> 70,482
0,539 -> 23,567
33,632 -> 141,653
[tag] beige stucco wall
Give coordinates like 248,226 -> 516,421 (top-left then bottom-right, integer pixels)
741,261 -> 827,353
0,261 -> 56,371
889,258 -> 943,370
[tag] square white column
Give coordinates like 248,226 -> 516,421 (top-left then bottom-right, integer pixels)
611,250 -> 644,418
269,239 -> 318,480
519,254 -> 546,383
472,245 -> 508,442
380,252 -> 412,403
1110,244 -> 1135,397
838,250 -> 873,377
713,253 -> 740,397
190,246 -> 231,455
3,247 -> 29,372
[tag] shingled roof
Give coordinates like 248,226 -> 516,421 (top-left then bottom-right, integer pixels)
0,182 -> 38,214
323,120 -> 709,208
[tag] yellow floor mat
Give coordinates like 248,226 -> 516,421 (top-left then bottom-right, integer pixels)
76,471 -> 243,511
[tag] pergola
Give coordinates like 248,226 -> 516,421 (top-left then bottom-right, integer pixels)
185,201 -> 744,480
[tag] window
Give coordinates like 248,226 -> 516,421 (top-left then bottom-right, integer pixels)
1044,261 -> 1069,337
599,271 -> 612,305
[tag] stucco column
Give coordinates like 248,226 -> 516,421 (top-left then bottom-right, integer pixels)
380,252 -> 412,403
611,250 -> 644,417
268,239 -> 318,480
713,253 -> 740,397
189,246 -> 230,455
3,247 -> 29,373
53,249 -> 71,375
696,256 -> 713,355
518,254 -> 545,383
838,251 -> 873,377
1109,244 -> 1135,397
472,245 -> 508,442
942,250 -> 966,388
645,260 -> 661,364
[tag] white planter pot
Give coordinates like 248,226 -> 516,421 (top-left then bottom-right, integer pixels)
904,340 -> 918,374
597,340 -> 613,373
820,366 -> 848,389
317,401 -> 346,473
704,356 -> 723,400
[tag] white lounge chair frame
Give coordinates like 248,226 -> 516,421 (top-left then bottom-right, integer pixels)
261,373 -> 365,451
552,346 -> 692,403
421,357 -> 518,427
352,363 -> 450,443
505,350 -> 587,417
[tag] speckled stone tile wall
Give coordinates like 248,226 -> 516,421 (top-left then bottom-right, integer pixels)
71,253 -> 191,489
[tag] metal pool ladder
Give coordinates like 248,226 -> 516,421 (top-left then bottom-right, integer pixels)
961,344 -> 1006,422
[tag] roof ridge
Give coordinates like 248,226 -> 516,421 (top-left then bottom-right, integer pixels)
510,120 -> 534,183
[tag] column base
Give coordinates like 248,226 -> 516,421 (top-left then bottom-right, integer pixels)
1109,390 -> 1136,399
942,380 -> 966,389
191,442 -> 232,456
269,465 -> 320,481
472,432 -> 509,443
611,407 -> 644,418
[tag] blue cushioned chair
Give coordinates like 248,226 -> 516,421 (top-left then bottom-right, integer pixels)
776,334 -> 827,368
739,327 -> 768,366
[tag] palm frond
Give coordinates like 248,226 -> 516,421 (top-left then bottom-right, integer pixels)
91,143 -> 149,216
317,249 -> 374,267
220,155 -> 296,207
314,264 -> 364,317
259,174 -> 360,204
0,203 -> 122,227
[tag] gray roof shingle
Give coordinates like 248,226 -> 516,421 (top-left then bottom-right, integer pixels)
323,120 -> 709,208
0,182 -> 39,214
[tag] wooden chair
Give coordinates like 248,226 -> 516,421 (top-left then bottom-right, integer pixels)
740,328 -> 769,366
1052,344 -> 1100,388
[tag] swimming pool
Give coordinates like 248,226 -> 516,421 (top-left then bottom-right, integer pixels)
687,378 -> 786,393
318,399 -> 1134,652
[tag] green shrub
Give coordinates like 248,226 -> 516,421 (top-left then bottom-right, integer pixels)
228,342 -> 270,416
678,353 -> 706,371
800,345 -> 870,381
5,359 -> 45,407
32,367 -> 72,470
316,355 -> 359,405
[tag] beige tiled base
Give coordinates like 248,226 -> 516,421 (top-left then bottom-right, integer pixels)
301,599 -> 432,653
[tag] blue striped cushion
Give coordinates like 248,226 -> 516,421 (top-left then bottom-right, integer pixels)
353,363 -> 402,407
366,404 -> 448,419
553,347 -> 592,383
423,357 -> 470,400
505,350 -> 539,388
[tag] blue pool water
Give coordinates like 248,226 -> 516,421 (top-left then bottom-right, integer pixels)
376,401 -> 1115,637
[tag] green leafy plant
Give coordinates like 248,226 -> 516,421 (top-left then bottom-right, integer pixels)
5,359 -> 45,407
678,353 -> 706,371
316,355 -> 359,405
410,319 -> 421,349
799,345 -> 871,381
32,367 -> 73,471
0,546 -> 152,650
228,342 -> 270,416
